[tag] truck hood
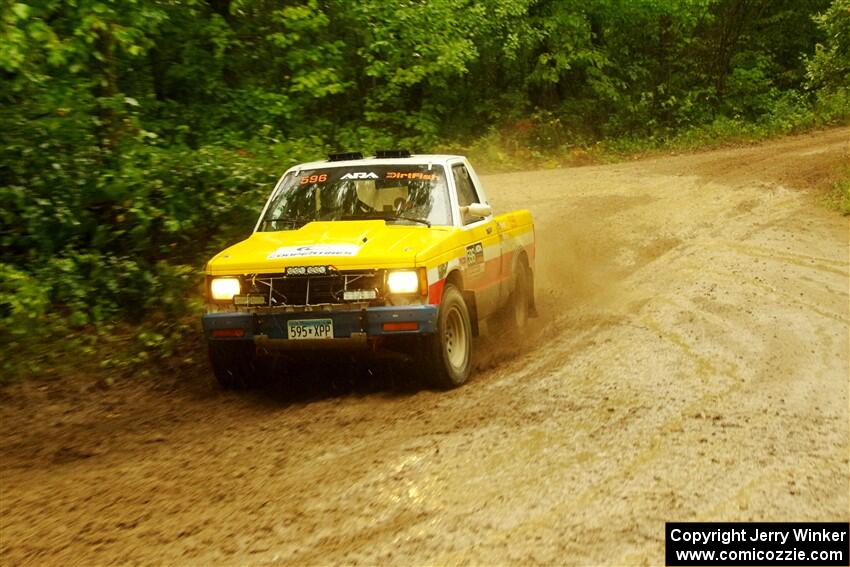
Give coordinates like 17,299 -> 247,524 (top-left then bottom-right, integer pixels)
206,220 -> 457,274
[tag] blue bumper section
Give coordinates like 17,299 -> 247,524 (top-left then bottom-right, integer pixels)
202,305 -> 437,341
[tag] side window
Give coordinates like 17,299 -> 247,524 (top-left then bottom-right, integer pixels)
452,164 -> 481,225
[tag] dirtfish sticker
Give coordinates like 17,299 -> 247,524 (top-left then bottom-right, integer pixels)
267,244 -> 360,259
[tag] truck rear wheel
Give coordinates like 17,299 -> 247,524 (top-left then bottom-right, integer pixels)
494,263 -> 531,337
208,341 -> 261,390
422,284 -> 473,389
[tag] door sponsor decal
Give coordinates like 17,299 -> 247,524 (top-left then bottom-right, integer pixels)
465,242 -> 485,276
268,244 -> 360,259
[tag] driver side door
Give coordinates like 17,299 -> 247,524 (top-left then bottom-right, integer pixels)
452,162 -> 502,319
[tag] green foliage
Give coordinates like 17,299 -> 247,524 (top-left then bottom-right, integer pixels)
1,0 -> 848,381
0,263 -> 50,330
806,0 -> 850,91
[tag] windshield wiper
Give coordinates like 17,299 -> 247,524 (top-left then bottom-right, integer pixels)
260,217 -> 309,229
341,213 -> 431,227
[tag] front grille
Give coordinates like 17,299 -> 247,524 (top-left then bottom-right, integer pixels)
251,271 -> 381,306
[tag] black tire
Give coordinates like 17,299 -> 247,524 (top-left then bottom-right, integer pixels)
421,283 -> 473,389
494,263 -> 531,337
208,341 -> 261,390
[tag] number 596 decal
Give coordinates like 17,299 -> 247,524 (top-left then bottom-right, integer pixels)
301,173 -> 328,184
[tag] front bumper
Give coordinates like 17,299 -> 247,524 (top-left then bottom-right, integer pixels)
202,305 -> 437,348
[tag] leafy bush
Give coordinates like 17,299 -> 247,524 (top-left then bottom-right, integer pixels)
805,0 -> 850,92
0,264 -> 50,332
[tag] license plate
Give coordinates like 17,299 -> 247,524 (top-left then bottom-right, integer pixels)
287,318 -> 334,340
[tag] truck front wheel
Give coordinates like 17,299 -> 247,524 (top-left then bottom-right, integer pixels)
422,284 -> 473,389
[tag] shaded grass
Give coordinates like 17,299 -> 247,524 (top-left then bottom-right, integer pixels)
826,167 -> 850,215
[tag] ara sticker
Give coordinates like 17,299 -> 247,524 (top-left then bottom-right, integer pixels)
437,262 -> 448,279
267,244 -> 360,259
340,172 -> 379,180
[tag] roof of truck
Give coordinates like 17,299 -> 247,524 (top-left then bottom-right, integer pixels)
287,154 -> 465,172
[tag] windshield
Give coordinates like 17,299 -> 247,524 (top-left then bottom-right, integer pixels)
258,164 -> 452,231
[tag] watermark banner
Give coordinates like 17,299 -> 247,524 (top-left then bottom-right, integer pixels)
665,522 -> 849,566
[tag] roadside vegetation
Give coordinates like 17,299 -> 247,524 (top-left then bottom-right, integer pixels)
827,168 -> 850,214
1,0 -> 848,383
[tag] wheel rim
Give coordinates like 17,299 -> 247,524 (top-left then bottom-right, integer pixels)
444,306 -> 468,370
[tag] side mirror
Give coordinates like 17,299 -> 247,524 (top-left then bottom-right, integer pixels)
462,203 -> 492,218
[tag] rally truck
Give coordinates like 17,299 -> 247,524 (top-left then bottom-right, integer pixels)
202,150 -> 535,389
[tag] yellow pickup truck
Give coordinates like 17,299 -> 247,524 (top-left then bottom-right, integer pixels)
202,150 -> 535,389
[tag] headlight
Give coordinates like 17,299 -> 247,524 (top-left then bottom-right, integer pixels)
386,270 -> 420,294
210,277 -> 241,301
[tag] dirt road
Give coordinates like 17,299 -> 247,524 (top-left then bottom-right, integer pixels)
2,128 -> 848,566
